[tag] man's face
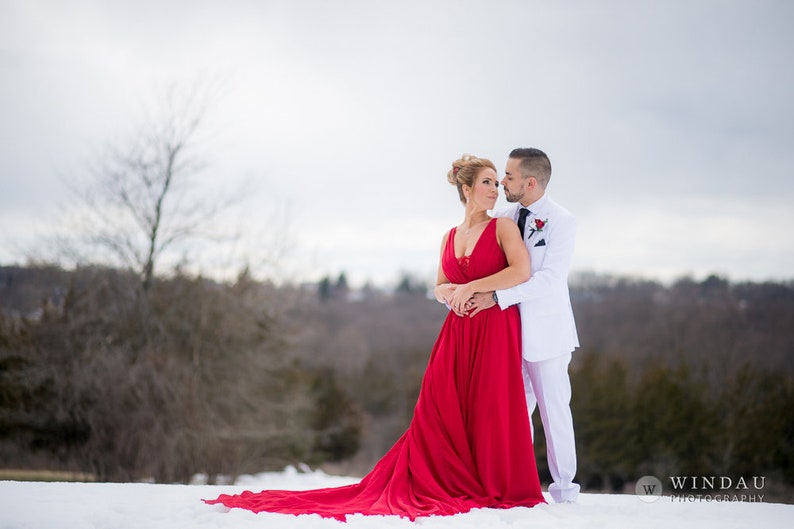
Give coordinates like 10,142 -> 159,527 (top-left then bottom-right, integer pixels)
501,158 -> 530,203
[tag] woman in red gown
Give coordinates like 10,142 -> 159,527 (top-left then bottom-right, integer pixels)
204,155 -> 545,520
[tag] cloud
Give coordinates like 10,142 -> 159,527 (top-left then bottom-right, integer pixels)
1,0 -> 792,283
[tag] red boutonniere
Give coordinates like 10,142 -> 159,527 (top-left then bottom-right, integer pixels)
529,218 -> 548,232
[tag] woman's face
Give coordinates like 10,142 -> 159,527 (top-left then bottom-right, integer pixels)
466,167 -> 499,210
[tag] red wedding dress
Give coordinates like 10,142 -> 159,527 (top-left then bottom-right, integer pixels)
204,218 -> 545,520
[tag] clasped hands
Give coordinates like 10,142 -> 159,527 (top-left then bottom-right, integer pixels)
436,283 -> 496,318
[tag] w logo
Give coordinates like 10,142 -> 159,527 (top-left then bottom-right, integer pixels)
636,476 -> 663,503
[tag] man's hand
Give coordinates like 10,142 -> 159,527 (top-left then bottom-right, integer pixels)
465,291 -> 497,317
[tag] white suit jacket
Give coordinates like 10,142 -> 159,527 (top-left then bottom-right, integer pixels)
495,194 -> 580,362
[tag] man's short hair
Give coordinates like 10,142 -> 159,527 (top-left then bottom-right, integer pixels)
509,147 -> 551,188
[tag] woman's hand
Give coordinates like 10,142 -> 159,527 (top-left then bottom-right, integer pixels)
435,283 -> 469,317
434,283 -> 457,304
448,283 -> 475,316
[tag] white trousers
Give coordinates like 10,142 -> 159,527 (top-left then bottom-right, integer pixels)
522,353 -> 580,503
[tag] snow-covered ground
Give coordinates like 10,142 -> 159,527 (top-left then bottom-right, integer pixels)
1,467 -> 791,529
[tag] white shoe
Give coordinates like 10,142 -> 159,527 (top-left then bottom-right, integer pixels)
549,482 -> 580,503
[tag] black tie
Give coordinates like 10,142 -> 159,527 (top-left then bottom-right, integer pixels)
517,208 -> 530,239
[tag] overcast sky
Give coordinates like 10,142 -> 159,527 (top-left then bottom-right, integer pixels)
2,0 -> 793,287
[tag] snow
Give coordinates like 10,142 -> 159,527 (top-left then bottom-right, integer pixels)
1,467 -> 791,529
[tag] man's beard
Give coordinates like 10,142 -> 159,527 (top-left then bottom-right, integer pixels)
504,189 -> 524,203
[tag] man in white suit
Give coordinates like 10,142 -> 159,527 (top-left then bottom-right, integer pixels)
467,147 -> 580,503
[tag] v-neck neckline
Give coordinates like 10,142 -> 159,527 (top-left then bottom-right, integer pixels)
453,218 -> 494,260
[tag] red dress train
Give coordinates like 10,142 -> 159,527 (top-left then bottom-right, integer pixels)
204,218 -> 545,520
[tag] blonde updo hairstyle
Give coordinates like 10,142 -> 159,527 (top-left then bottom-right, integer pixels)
447,154 -> 497,205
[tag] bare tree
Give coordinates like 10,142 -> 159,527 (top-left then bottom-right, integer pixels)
66,80 -> 234,291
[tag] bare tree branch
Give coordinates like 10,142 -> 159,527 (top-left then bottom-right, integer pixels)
54,77 -> 251,291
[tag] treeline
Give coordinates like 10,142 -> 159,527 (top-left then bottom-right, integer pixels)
0,266 -> 361,483
1,266 -> 793,501
569,352 -> 794,496
563,274 -> 794,500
